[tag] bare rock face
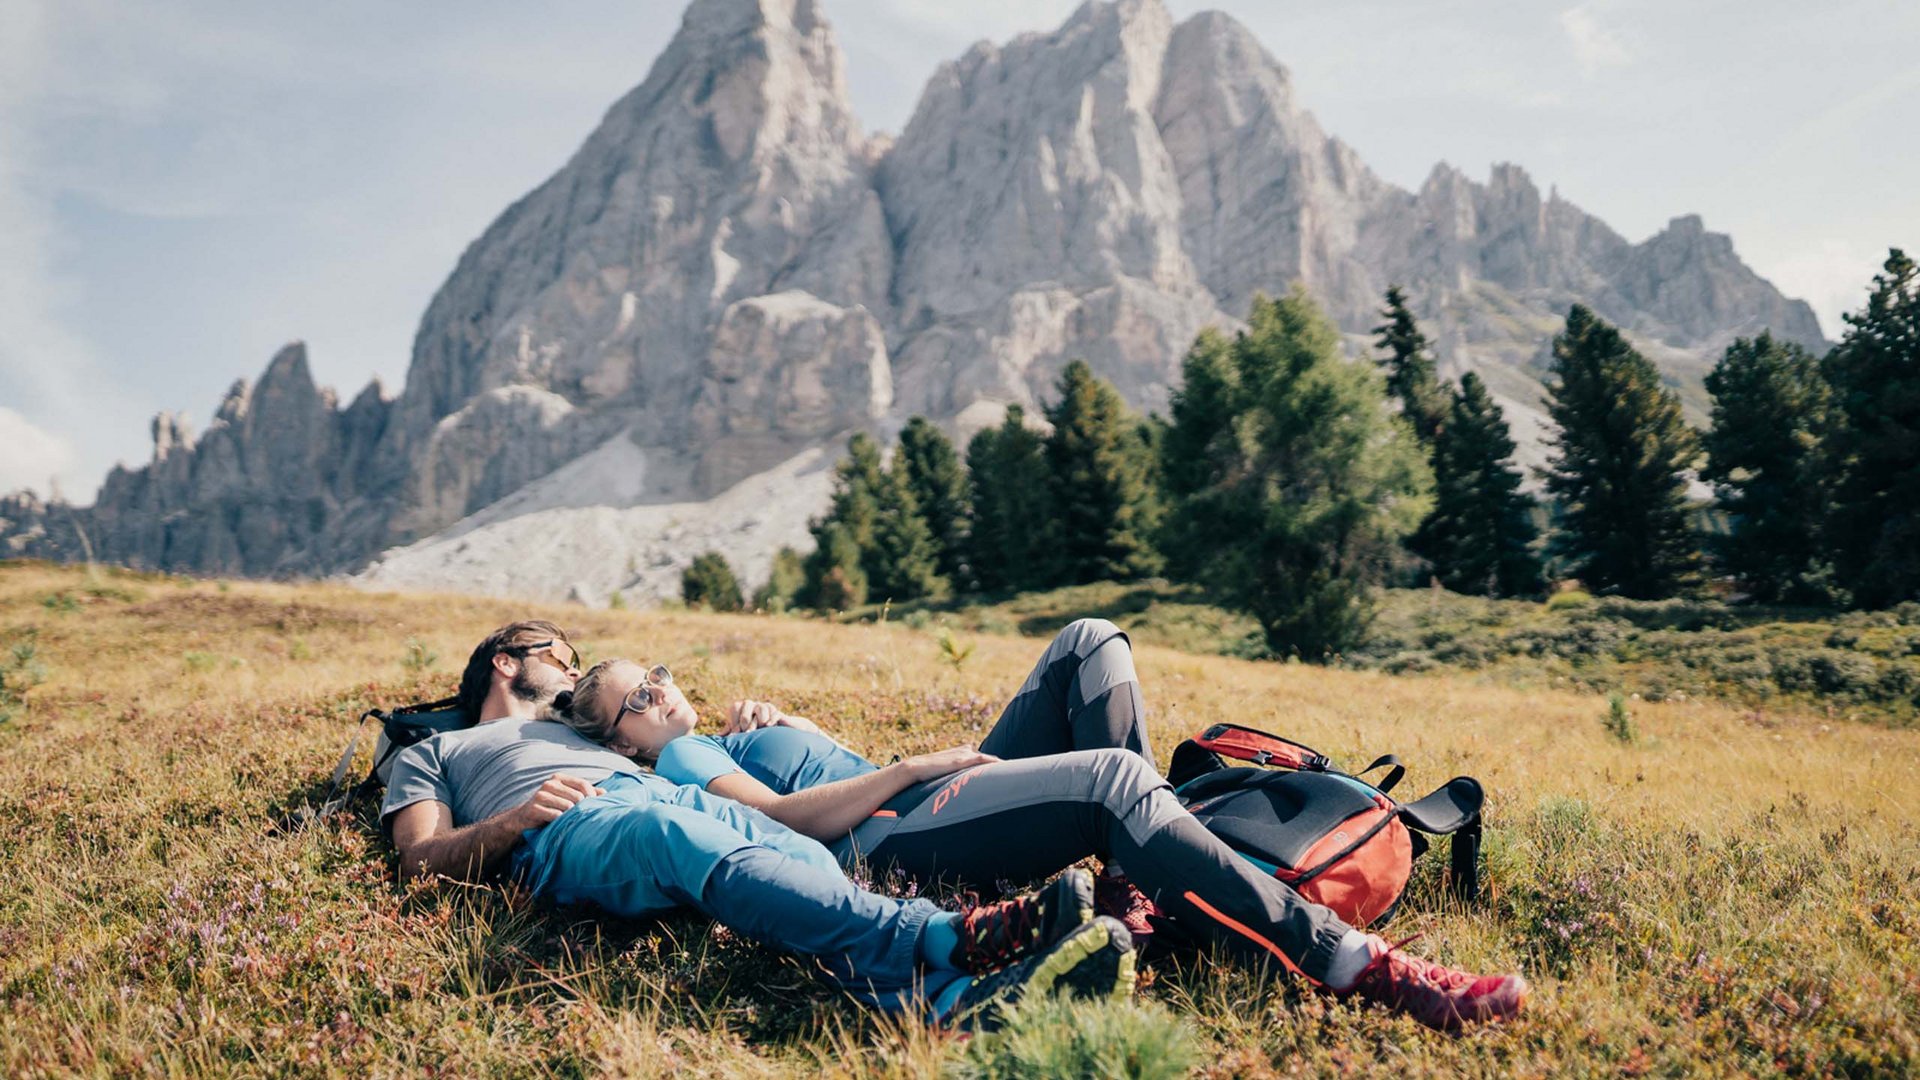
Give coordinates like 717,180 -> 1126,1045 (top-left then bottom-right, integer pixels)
3,0 -> 1831,595
381,0 -> 891,523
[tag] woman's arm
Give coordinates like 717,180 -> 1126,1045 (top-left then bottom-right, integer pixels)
706,746 -> 996,841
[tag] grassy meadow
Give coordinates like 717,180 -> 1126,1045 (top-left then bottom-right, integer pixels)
2,560 -> 1917,1077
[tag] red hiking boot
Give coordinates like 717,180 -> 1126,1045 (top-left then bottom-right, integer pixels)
950,868 -> 1095,974
1093,866 -> 1159,946
1342,935 -> 1529,1032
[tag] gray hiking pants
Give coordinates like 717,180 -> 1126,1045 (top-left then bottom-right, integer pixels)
845,618 -> 1352,983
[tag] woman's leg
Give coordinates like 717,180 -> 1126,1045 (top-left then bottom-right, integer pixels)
858,749 -> 1351,984
978,619 -> 1153,765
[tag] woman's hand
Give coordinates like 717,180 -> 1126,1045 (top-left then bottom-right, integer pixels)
722,699 -> 821,735
900,745 -> 999,782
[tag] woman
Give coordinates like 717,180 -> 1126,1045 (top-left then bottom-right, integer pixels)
546,619 -> 1530,1032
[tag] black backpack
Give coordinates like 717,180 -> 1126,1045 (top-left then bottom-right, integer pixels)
309,695 -> 468,819
1167,723 -> 1486,927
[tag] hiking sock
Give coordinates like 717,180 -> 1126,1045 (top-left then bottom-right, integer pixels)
928,975 -> 974,1021
919,913 -> 963,971
1323,930 -> 1376,991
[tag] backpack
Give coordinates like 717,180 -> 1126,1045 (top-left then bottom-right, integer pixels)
309,695 -> 468,819
1167,723 -> 1485,927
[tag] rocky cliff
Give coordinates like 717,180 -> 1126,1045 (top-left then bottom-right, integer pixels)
1,0 -> 1827,599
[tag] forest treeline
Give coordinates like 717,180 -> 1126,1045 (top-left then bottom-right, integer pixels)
680,250 -> 1920,660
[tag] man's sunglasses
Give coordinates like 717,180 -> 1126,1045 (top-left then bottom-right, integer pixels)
608,664 -> 674,734
512,639 -> 579,673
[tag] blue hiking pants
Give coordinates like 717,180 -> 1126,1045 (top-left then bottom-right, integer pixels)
513,774 -> 956,1010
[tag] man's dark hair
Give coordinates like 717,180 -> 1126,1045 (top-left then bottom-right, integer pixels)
456,620 -> 571,721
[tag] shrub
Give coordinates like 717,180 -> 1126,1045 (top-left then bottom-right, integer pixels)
1605,693 -> 1635,742
0,632 -> 47,723
682,551 -> 744,612
401,638 -> 437,673
752,546 -> 805,613
1547,589 -> 1593,610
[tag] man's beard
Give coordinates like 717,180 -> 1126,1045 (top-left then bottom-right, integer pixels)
509,666 -> 561,709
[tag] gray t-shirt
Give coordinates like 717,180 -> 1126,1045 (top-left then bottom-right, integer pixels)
380,717 -> 648,829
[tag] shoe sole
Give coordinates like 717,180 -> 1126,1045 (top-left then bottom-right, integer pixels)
966,917 -> 1137,1031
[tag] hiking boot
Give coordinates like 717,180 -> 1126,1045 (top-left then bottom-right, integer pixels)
943,916 -> 1137,1033
1093,866 -> 1159,946
950,868 -> 1095,974
1342,935 -> 1529,1032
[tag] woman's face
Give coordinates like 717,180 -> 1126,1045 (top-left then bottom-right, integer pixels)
598,660 -> 697,758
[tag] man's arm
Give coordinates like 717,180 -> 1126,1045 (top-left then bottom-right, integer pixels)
705,746 -> 995,841
389,775 -> 604,884
721,699 -> 822,736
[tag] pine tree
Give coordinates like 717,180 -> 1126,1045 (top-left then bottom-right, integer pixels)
896,417 -> 972,587
1373,285 -> 1451,446
681,551 -> 744,611
966,405 -> 1056,593
808,524 -> 868,611
800,434 -> 884,610
1043,360 -> 1164,583
1158,329 -> 1240,581
1162,289 -> 1431,657
752,546 -> 806,612
1823,249 -> 1920,607
1702,332 -> 1837,604
1415,372 -> 1543,597
868,462 -> 948,602
1543,305 -> 1702,598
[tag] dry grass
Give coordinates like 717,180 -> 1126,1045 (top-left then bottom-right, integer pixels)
2,560 -> 1917,1077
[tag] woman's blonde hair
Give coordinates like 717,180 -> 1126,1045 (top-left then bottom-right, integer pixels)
542,658 -> 626,743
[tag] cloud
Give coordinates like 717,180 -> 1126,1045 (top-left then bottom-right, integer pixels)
1560,5 -> 1632,76
1757,237 -> 1888,344
0,407 -> 76,497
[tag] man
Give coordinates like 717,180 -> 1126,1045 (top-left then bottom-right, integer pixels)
568,619 -> 1530,1033
379,620 -> 1136,1031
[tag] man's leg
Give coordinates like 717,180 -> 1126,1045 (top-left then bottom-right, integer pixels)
522,791 -> 956,1009
859,749 -> 1350,984
978,619 -> 1152,765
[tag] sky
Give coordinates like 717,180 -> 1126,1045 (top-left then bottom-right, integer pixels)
1,0 -> 1913,501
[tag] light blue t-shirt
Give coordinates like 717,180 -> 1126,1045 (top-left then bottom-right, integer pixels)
655,728 -> 878,794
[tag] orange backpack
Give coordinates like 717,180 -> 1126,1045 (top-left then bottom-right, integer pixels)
1168,723 -> 1485,927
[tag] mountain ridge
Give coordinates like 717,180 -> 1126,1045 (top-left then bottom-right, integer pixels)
0,0 -> 1826,600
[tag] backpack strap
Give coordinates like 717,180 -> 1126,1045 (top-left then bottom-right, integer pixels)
1355,753 -> 1406,794
307,693 -> 463,823
1167,739 -> 1228,789
1192,723 -> 1332,772
1397,776 -> 1486,905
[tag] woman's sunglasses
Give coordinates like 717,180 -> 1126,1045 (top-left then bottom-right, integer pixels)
609,664 -> 674,733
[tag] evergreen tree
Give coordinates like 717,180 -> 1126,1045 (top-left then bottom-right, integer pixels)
1158,328 -> 1240,582
681,551 -> 744,611
1373,285 -> 1451,446
1163,289 -> 1432,657
966,405 -> 1056,593
896,417 -> 972,587
868,462 -> 948,602
1702,332 -> 1838,604
808,524 -> 868,611
752,546 -> 806,612
1043,360 -> 1164,583
1823,249 -> 1920,607
1543,305 -> 1702,598
1415,372 -> 1543,597
800,434 -> 884,609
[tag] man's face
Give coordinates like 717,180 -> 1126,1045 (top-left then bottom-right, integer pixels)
505,641 -> 580,708
599,661 -> 698,758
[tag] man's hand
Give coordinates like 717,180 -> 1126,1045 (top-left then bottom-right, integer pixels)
723,699 -> 821,735
510,775 -> 605,830
901,745 -> 999,782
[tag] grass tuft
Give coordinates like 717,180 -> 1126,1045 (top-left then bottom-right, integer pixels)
954,997 -> 1198,1080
